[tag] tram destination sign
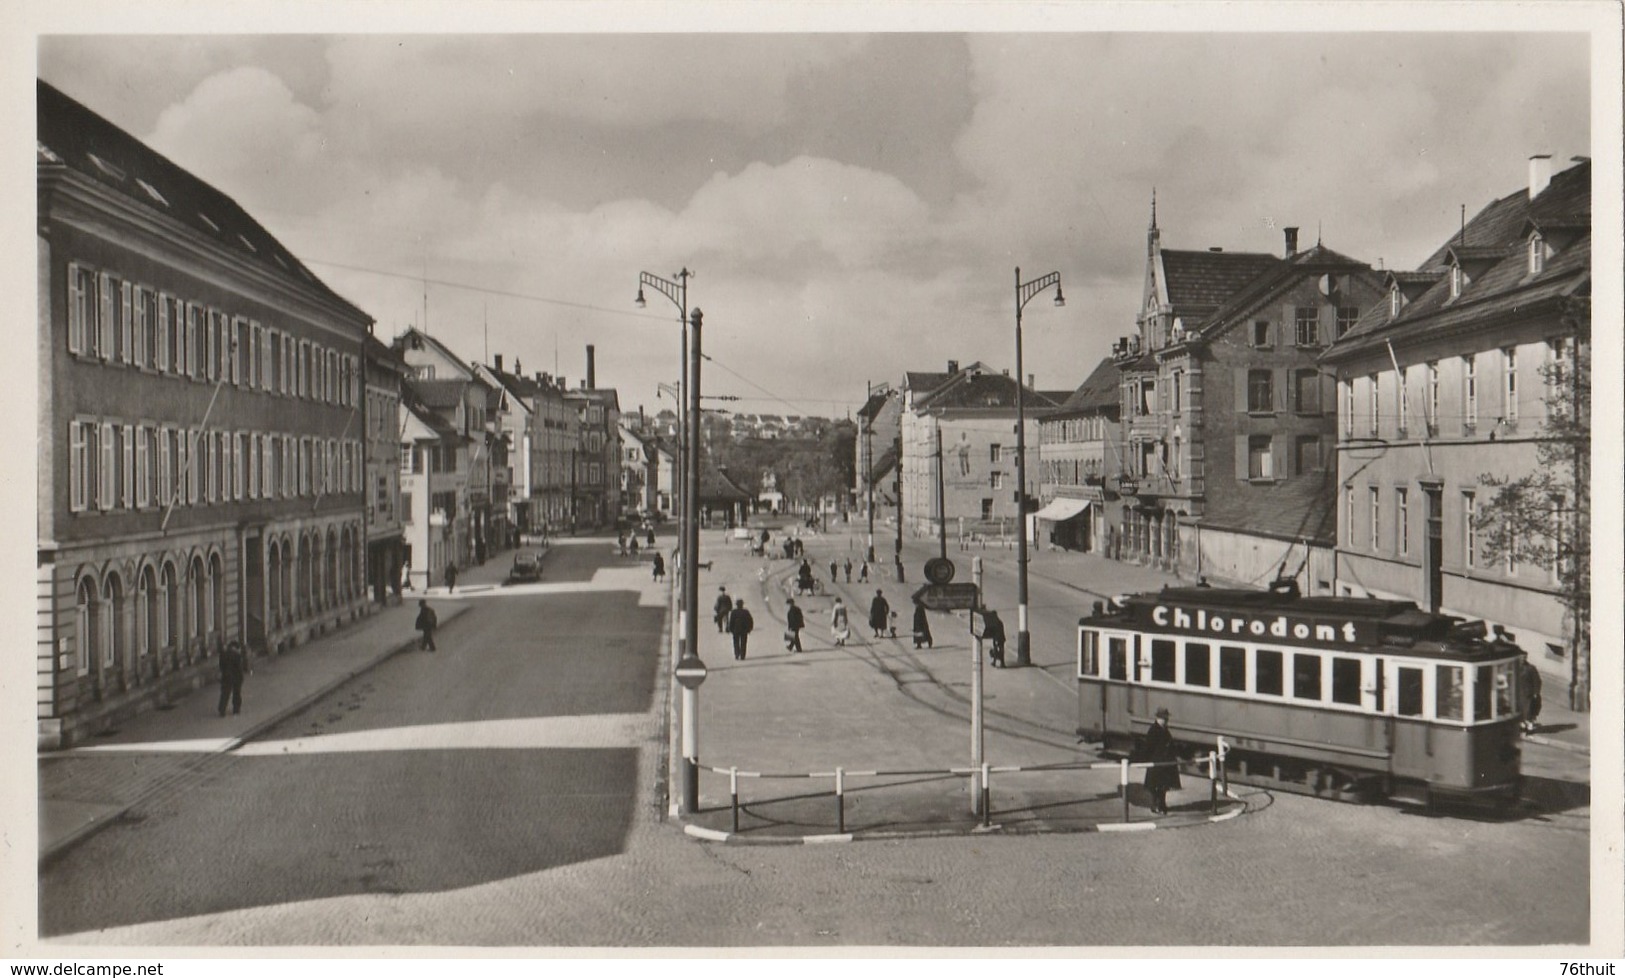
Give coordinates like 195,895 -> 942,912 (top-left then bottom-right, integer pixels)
1145,602 -> 1377,649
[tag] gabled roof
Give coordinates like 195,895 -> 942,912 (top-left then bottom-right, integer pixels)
915,368 -> 1058,414
37,80 -> 370,325
1326,158 -> 1591,362
399,384 -> 464,442
1192,242 -> 1373,342
392,328 -> 477,379
407,378 -> 471,410
700,464 -> 753,502
903,371 -> 952,394
1159,248 -> 1282,317
1055,357 -> 1123,415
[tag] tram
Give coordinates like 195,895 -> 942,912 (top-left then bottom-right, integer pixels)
1076,581 -> 1525,806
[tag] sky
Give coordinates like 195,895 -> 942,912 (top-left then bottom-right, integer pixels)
31,9 -> 1598,421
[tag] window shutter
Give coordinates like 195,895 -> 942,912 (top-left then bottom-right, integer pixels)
156,295 -> 170,371
122,425 -> 134,508
185,305 -> 197,378
136,427 -> 149,508
119,281 -> 133,364
67,264 -> 86,354
132,289 -> 146,367
98,274 -> 115,360
1272,438 -> 1286,482
1234,368 -> 1248,413
189,429 -> 201,504
1275,368 -> 1289,412
70,421 -> 86,511
1235,434 -> 1248,481
99,422 -> 115,509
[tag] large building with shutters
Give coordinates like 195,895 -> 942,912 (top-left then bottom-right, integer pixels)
1111,200 -> 1384,590
37,81 -> 375,747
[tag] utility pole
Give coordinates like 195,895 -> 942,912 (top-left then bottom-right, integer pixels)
894,433 -> 905,582
936,422 -> 947,560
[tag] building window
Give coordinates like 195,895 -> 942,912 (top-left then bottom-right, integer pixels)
1396,487 -> 1409,556
1368,373 -> 1380,436
1343,379 -> 1354,437
980,498 -> 993,520
1294,306 -> 1320,347
989,443 -> 1000,463
1369,487 -> 1381,551
1426,361 -> 1440,432
1345,486 -> 1354,548
1247,435 -> 1273,480
1503,347 -> 1518,424
1293,369 -> 1322,414
1449,263 -> 1464,300
1396,366 -> 1409,433
1252,320 -> 1272,348
1294,435 -> 1320,475
1389,286 -> 1402,317
69,420 -> 92,512
1138,380 -> 1156,416
989,471 -> 1004,491
1337,306 -> 1360,339
1463,354 -> 1478,427
1528,233 -> 1545,275
1247,370 -> 1274,413
1463,491 -> 1477,568
1171,371 -> 1182,413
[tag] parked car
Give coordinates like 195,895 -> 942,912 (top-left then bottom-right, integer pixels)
510,551 -> 543,583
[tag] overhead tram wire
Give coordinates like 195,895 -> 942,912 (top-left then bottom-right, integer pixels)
301,256 -> 675,328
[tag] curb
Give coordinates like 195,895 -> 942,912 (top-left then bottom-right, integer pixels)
1524,732 -> 1588,756
39,604 -> 472,865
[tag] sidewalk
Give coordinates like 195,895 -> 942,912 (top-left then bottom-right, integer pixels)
34,552 -> 523,863
674,523 -> 1241,843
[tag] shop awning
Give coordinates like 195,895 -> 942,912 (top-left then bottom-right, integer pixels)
1034,497 -> 1091,521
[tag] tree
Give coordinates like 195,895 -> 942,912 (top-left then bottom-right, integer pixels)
1473,299 -> 1589,710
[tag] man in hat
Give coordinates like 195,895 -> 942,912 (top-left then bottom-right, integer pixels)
1138,706 -> 1182,814
218,640 -> 249,716
714,586 -> 733,633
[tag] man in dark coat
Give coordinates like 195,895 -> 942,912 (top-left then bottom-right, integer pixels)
714,586 -> 733,633
444,562 -> 458,593
829,559 -> 839,582
785,598 -> 805,653
217,640 -> 248,716
1520,652 -> 1543,734
797,560 -> 816,596
1138,706 -> 1182,814
415,599 -> 438,651
869,590 -> 890,638
727,599 -> 755,660
912,602 -> 933,649
982,610 -> 1006,667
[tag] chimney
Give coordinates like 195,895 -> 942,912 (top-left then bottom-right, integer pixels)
1284,227 -> 1299,257
947,359 -> 959,374
494,354 -> 503,372
586,345 -> 596,389
1027,373 -> 1035,390
1529,154 -> 1553,200
515,358 -> 521,375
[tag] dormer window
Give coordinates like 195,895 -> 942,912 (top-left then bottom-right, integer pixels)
1449,264 -> 1465,300
135,178 -> 168,207
86,152 -> 125,181
1528,233 -> 1546,275
1389,286 -> 1402,317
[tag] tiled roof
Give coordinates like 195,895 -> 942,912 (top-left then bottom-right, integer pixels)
1160,248 -> 1282,315
700,464 -> 753,502
1195,243 -> 1372,340
1055,357 -> 1122,414
1202,471 -> 1338,546
903,371 -> 952,393
37,80 -> 369,324
1326,159 -> 1590,361
407,378 -> 469,409
1387,270 -> 1444,286
915,370 -> 1057,413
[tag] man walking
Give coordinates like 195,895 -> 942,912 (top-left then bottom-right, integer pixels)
785,598 -> 805,653
727,598 -> 755,660
217,640 -> 248,716
445,562 -> 458,593
714,586 -> 733,633
415,599 -> 439,651
869,589 -> 890,639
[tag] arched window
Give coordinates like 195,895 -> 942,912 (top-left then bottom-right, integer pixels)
102,572 -> 125,676
189,556 -> 207,645
138,565 -> 157,668
74,576 -> 97,677
297,539 -> 313,617
281,541 -> 293,623
326,529 -> 339,605
161,561 -> 179,655
209,553 -> 225,644
268,541 -> 282,623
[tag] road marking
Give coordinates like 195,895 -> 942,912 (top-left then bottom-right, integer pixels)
235,713 -> 654,756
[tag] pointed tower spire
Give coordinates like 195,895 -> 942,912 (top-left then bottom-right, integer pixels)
1147,187 -> 1161,258
1150,187 -> 1158,230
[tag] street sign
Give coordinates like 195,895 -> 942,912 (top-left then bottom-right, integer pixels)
674,656 -> 708,689
970,609 -> 987,638
923,557 -> 956,585
912,582 -> 980,612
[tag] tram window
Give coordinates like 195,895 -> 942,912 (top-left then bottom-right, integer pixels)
1435,664 -> 1464,721
1080,631 -> 1100,676
1108,637 -> 1128,681
1256,649 -> 1284,696
1330,657 -> 1362,706
1150,639 -> 1176,683
1184,642 -> 1212,687
1219,646 -> 1247,691
1396,667 -> 1425,717
1493,662 -> 1516,718
1292,653 -> 1322,701
1473,665 -> 1492,721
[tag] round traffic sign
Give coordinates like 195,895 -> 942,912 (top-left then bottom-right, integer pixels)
923,557 -> 956,585
674,656 -> 708,689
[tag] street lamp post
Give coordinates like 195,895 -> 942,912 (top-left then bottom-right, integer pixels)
637,269 -> 703,814
1012,266 -> 1064,667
